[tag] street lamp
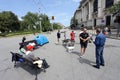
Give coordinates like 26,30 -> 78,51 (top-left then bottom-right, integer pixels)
51,16 -> 54,31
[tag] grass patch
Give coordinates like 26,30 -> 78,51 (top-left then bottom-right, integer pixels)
0,31 -> 40,37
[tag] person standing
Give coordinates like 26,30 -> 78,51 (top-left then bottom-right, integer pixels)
70,30 -> 75,42
79,28 -> 90,56
93,28 -> 106,69
57,30 -> 61,43
70,30 -> 75,46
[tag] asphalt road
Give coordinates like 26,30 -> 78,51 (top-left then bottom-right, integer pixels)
0,29 -> 120,80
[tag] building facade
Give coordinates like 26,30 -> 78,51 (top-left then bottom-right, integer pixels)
74,0 -> 120,28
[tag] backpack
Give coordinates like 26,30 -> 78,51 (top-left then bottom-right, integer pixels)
42,59 -> 49,69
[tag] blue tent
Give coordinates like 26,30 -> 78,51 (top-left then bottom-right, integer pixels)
35,34 -> 49,46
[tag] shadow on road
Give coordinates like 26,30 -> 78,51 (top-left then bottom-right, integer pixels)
14,63 -> 41,75
78,58 -> 95,66
71,51 -> 80,56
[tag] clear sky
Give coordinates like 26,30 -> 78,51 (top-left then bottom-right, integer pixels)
0,0 -> 80,27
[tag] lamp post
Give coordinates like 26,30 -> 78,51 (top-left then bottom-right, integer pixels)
51,20 -> 53,31
51,16 -> 54,31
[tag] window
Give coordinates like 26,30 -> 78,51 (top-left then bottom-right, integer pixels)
93,0 -> 98,12
106,15 -> 111,26
105,0 -> 114,8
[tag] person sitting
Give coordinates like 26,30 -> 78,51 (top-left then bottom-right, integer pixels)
22,36 -> 26,43
19,45 -> 44,68
19,44 -> 37,61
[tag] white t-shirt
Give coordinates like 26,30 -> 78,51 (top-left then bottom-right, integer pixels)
26,51 -> 31,55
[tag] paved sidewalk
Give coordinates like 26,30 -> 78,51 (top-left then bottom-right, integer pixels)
87,30 -> 120,40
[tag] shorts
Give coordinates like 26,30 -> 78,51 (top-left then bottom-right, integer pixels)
80,43 -> 88,48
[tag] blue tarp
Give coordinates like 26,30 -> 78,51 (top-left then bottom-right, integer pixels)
35,34 -> 49,46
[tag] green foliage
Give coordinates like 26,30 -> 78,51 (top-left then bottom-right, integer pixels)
70,17 -> 78,26
109,1 -> 120,13
21,12 -> 40,31
0,11 -> 20,33
70,17 -> 78,29
0,10 -> 59,36
53,23 -> 62,30
40,14 -> 51,32
70,17 -> 74,25
21,13 -> 51,32
0,31 -> 35,37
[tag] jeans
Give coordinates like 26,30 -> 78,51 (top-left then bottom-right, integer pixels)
95,46 -> 104,67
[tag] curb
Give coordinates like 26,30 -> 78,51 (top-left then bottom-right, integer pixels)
106,36 -> 120,40
89,33 -> 120,40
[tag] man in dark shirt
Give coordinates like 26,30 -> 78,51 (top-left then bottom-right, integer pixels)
93,28 -> 106,69
79,28 -> 90,56
57,30 -> 61,43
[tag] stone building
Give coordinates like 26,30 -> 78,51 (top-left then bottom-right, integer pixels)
74,0 -> 120,29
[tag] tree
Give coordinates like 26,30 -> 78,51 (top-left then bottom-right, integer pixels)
21,12 -> 51,32
21,12 -> 40,31
70,17 -> 74,26
70,17 -> 78,29
109,1 -> 120,14
40,14 -> 51,32
53,23 -> 63,30
0,11 -> 20,33
20,21 -> 28,31
109,1 -> 120,37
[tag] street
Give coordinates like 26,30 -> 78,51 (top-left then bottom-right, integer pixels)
0,29 -> 120,80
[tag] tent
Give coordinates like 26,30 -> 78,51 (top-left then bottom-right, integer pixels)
35,34 -> 49,46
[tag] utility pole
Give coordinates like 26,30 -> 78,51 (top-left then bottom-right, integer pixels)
39,17 -> 42,33
38,7 -> 42,33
